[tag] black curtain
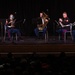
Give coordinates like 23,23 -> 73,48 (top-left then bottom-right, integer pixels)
0,0 -> 75,36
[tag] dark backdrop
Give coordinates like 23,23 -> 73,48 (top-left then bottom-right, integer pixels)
0,0 -> 75,36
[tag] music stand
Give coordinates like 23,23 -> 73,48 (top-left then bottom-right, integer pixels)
54,20 -> 61,40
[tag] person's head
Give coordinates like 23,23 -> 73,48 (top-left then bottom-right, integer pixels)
63,12 -> 68,18
40,12 -> 43,18
9,14 -> 14,20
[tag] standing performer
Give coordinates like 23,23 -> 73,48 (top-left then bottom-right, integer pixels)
34,12 -> 50,38
6,14 -> 21,41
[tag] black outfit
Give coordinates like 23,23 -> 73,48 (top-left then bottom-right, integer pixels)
57,17 -> 70,40
61,17 -> 70,30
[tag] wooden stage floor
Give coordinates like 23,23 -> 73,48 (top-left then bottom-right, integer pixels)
0,36 -> 75,55
0,37 -> 75,54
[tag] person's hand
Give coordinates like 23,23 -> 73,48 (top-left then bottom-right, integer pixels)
45,19 -> 48,22
65,20 -> 69,22
59,18 -> 63,22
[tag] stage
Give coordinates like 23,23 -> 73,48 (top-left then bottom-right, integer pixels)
0,36 -> 75,56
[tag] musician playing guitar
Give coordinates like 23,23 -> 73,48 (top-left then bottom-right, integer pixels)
34,12 -> 50,38
58,12 -> 71,40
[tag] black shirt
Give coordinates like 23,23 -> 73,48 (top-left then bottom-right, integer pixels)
62,17 -> 70,30
62,17 -> 70,25
37,17 -> 42,25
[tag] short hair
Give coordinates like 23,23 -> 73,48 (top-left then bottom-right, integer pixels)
63,12 -> 67,15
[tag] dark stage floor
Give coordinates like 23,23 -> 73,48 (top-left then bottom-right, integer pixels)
0,36 -> 75,55
0,36 -> 74,44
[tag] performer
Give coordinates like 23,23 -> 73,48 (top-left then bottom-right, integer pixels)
6,14 -> 21,41
57,12 -> 71,40
34,12 -> 49,38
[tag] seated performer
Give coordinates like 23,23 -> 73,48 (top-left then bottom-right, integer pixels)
5,14 -> 21,41
57,12 -> 71,40
34,12 -> 49,38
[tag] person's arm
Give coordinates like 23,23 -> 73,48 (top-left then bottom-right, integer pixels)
45,19 -> 49,22
8,21 -> 11,24
59,18 -> 63,22
58,18 -> 64,27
